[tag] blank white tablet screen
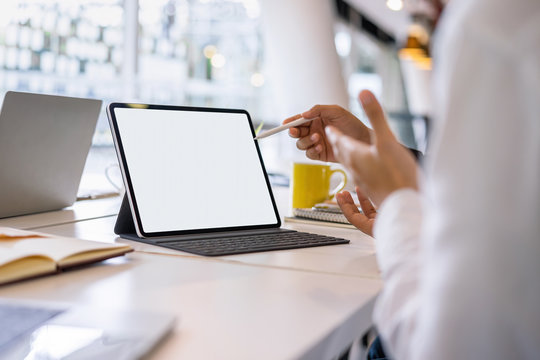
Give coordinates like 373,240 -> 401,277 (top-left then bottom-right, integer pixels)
114,107 -> 278,233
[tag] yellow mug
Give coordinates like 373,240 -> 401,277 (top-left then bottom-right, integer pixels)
291,163 -> 347,208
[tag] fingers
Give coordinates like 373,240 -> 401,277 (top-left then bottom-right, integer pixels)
324,125 -> 343,157
294,125 -> 325,160
290,125 -> 313,139
336,191 -> 374,236
296,133 -> 319,150
284,114 -> 317,139
358,90 -> 396,144
355,186 -> 377,219
325,126 -> 369,166
282,114 -> 302,125
289,129 -> 324,160
284,114 -> 305,138
305,145 -> 324,160
336,191 -> 361,217
325,126 -> 353,166
301,105 -> 324,121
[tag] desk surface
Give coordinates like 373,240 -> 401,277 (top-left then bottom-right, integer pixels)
0,187 -> 381,360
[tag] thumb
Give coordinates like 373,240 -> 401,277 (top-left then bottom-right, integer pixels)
325,126 -> 369,164
325,126 -> 349,157
358,90 -> 395,144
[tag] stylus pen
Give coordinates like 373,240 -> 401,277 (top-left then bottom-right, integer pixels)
254,117 -> 315,140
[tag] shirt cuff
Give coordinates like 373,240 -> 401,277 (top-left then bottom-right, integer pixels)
373,188 -> 423,273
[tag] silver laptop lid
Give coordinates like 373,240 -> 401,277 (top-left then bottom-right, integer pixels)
0,91 -> 102,218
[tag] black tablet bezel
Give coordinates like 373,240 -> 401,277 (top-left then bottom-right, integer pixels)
107,102 -> 281,238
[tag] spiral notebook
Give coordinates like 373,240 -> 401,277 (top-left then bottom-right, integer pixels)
285,205 -> 357,229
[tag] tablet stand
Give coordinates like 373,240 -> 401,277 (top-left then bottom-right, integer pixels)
114,194 -> 139,237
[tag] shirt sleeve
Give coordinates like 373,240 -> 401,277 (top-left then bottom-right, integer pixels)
371,1 -> 540,359
372,189 -> 423,359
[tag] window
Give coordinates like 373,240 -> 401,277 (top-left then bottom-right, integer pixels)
137,0 -> 264,112
0,0 -> 267,194
0,0 -> 265,145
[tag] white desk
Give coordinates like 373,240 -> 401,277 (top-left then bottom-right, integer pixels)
0,187 -> 381,360
0,195 -> 120,230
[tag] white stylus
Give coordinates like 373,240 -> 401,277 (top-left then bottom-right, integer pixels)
254,117 -> 315,140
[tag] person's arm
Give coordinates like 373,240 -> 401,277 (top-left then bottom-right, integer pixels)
370,2 -> 540,358
284,104 -> 424,164
325,90 -> 424,358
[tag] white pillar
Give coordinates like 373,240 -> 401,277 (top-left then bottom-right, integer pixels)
260,0 -> 348,120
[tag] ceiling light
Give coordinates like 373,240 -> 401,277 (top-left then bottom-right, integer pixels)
203,45 -> 218,59
335,31 -> 351,57
386,0 -> 403,11
211,53 -> 226,68
250,73 -> 265,87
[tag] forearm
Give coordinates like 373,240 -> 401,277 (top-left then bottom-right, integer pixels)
372,189 -> 423,359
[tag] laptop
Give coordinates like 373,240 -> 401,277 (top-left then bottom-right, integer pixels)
107,103 -> 349,256
0,91 -> 102,218
0,298 -> 175,360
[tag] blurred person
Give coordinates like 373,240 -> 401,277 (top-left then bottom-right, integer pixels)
285,0 -> 540,358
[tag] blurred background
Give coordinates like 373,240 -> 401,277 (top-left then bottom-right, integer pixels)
0,0 -> 437,195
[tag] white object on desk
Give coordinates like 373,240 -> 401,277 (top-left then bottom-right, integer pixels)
0,298 -> 175,360
254,117 -> 315,140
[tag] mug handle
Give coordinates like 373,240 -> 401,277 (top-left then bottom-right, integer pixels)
328,169 -> 347,199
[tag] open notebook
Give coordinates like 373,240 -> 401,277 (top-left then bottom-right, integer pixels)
0,227 -> 132,285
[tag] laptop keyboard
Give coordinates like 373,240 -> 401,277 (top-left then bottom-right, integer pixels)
159,230 -> 349,256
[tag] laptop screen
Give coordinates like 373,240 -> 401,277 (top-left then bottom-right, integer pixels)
109,104 -> 280,237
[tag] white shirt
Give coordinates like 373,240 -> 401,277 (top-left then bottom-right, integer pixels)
373,0 -> 540,359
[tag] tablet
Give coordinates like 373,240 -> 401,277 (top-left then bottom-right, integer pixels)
107,103 -> 281,238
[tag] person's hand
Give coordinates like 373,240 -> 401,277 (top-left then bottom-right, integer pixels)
283,105 -> 372,163
336,187 -> 377,236
326,90 -> 418,207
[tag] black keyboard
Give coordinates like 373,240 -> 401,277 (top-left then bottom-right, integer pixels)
158,230 -> 350,256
